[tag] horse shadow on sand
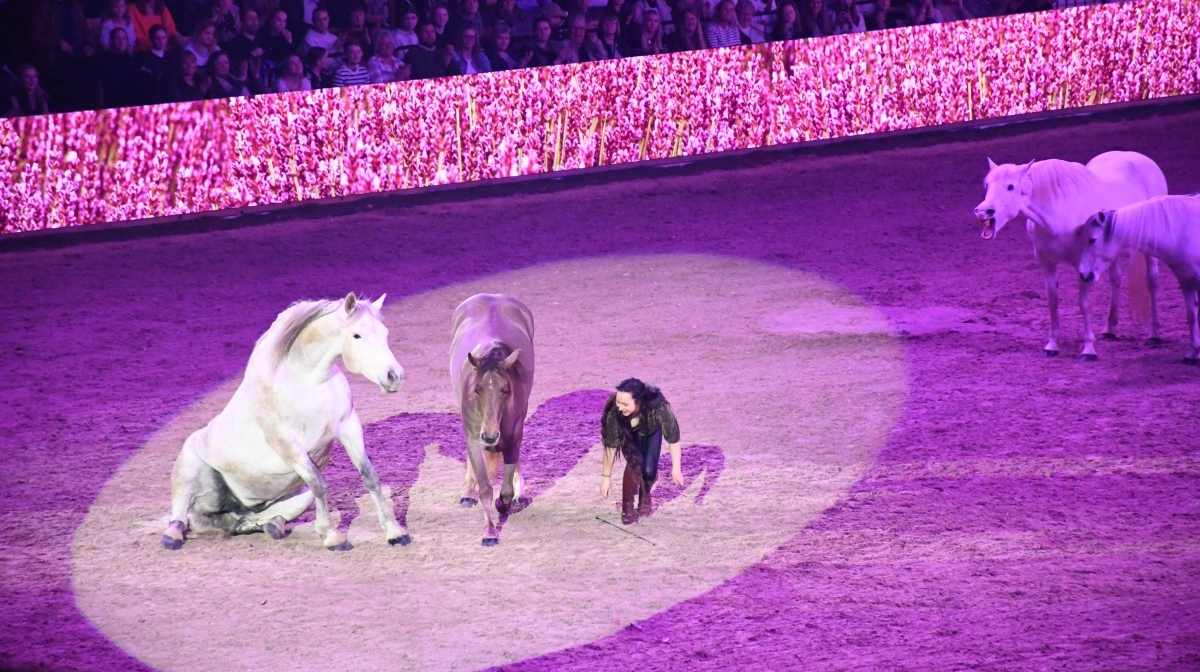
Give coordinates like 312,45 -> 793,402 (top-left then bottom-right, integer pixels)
303,390 -> 724,537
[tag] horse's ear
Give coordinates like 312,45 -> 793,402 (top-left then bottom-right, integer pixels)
1102,211 -> 1115,243
344,292 -> 358,315
502,348 -> 521,370
371,293 -> 386,311
986,157 -> 998,172
1019,159 -> 1035,175
467,353 -> 480,369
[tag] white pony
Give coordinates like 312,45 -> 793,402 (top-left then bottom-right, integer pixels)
974,151 -> 1167,359
1078,195 -> 1200,365
161,293 -> 410,551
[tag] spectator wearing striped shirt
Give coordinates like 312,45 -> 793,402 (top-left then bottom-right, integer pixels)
704,0 -> 742,47
334,43 -> 371,86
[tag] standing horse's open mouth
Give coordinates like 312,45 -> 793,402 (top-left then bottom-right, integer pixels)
979,217 -> 996,240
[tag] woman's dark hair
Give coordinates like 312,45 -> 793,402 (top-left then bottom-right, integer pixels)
305,47 -> 328,69
149,24 -> 168,40
603,378 -> 666,464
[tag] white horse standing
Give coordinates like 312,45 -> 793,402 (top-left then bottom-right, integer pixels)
161,293 -> 410,551
974,151 -> 1167,359
1078,195 -> 1200,364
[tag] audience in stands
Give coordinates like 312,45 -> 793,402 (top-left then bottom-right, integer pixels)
0,0 -> 1125,117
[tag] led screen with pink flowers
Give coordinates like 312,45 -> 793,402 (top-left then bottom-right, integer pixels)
1,0 -> 1197,233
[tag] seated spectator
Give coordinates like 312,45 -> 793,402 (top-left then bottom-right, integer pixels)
130,0 -> 180,51
183,19 -> 219,66
799,0 -> 833,37
342,4 -> 375,52
830,0 -> 865,32
305,47 -> 335,88
772,1 -> 804,39
626,7 -> 663,56
588,12 -> 622,59
391,9 -> 420,53
540,3 -> 567,50
705,0 -> 742,48
333,42 -> 371,86
207,50 -> 250,96
166,0 -> 203,35
223,8 -> 264,65
209,0 -> 241,43
450,26 -> 491,74
404,21 -> 447,78
260,10 -> 296,65
666,9 -> 707,51
735,0 -> 765,42
136,23 -> 175,99
98,27 -> 141,107
276,52 -> 312,90
368,32 -> 410,82
163,49 -> 209,101
430,3 -> 452,45
99,0 -> 137,54
554,13 -> 588,63
485,21 -> 520,70
303,9 -> 340,56
454,0 -> 486,38
485,0 -> 528,38
364,0 -> 389,31
526,18 -> 557,66
630,0 -> 671,31
864,0 -> 900,30
906,0 -> 943,24
6,64 -> 52,117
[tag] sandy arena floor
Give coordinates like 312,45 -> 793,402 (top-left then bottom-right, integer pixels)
1,100 -> 1198,672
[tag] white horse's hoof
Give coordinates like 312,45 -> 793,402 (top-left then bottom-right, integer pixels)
460,497 -> 477,508
1146,337 -> 1164,347
1080,353 -> 1099,362
388,534 -> 411,546
265,517 -> 287,540
326,541 -> 353,552
161,535 -> 184,550
482,537 -> 499,547
1043,349 -> 1059,358
1183,357 -> 1199,366
1101,332 -> 1117,341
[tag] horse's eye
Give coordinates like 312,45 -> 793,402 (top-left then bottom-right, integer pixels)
1089,238 -> 1096,245
353,333 -> 362,339
1006,184 -> 1014,191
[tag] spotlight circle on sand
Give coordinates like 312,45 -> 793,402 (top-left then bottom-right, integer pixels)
72,254 -> 908,672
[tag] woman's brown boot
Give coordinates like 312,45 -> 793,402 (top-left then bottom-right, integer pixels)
621,463 -> 640,525
638,476 -> 653,518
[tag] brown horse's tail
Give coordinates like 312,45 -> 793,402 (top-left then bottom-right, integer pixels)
1129,251 -> 1151,326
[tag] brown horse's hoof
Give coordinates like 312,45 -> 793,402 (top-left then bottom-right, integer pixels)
1101,332 -> 1117,341
482,537 -> 499,547
160,535 -> 184,550
460,497 -> 477,508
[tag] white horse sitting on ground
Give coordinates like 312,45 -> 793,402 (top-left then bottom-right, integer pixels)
974,151 -> 1167,360
1078,195 -> 1200,365
161,293 -> 410,551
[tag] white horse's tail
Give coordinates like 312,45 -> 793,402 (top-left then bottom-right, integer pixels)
1128,250 -> 1150,326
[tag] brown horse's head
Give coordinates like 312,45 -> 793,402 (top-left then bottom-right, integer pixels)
466,345 -> 522,448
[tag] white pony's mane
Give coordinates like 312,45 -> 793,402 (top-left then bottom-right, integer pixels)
250,300 -> 340,369
1112,194 -> 1200,251
1027,159 -> 1101,208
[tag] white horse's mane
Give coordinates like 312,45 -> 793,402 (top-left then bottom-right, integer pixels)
1027,159 -> 1101,208
1113,193 -> 1200,250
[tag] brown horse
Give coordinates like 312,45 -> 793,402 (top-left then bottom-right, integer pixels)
450,294 -> 535,546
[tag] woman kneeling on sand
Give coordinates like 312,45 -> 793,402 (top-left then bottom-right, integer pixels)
600,378 -> 683,524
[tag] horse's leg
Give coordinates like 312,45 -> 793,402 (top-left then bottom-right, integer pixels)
1183,285 -> 1200,365
1078,276 -> 1100,361
1146,257 -> 1164,346
461,461 -> 479,508
162,432 -> 205,550
230,489 -> 314,539
273,437 -> 349,551
1042,261 -> 1062,357
1103,258 -> 1121,340
466,441 -> 500,546
337,411 -> 410,546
